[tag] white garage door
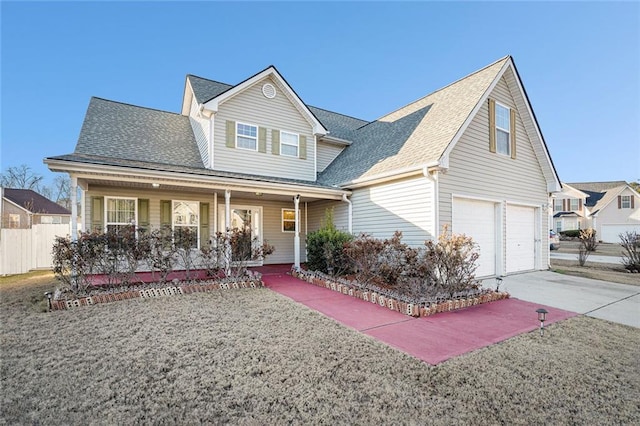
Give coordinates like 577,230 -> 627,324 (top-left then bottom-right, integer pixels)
453,198 -> 496,277
506,205 -> 536,273
601,224 -> 640,243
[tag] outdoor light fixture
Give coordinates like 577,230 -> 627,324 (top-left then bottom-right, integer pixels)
536,308 -> 548,336
44,292 -> 53,311
495,276 -> 503,291
255,192 -> 263,196
151,183 -> 160,188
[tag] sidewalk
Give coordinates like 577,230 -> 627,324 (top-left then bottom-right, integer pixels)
550,252 -> 624,264
258,266 -> 576,365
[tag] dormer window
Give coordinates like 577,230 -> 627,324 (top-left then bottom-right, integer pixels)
236,123 -> 258,151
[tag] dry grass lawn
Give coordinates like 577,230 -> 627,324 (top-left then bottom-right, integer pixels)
1,274 -> 639,424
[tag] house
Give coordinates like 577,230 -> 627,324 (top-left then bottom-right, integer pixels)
1,188 -> 71,229
566,181 -> 640,243
551,183 -> 589,232
44,56 -> 561,278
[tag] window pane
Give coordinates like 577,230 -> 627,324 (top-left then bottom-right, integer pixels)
553,199 -> 563,211
237,135 -> 257,150
173,201 -> 199,226
622,196 -> 631,208
496,129 -> 510,155
281,144 -> 298,157
496,104 -> 510,130
281,132 -> 298,145
283,210 -> 295,220
237,123 -> 257,137
570,199 -> 579,210
283,221 -> 295,232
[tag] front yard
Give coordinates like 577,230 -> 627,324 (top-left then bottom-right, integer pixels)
1,273 -> 639,424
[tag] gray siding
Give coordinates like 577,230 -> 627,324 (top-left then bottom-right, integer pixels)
439,74 -> 550,267
317,141 -> 345,172
351,176 -> 435,247
188,95 -> 211,168
213,76 -> 316,181
307,200 -> 349,233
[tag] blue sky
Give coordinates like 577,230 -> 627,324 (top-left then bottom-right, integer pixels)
1,1 -> 639,187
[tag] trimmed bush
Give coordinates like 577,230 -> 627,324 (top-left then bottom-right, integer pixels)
305,209 -> 352,275
560,230 -> 581,238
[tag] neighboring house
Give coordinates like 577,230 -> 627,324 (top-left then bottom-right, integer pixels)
567,181 -> 640,243
45,56 -> 560,277
1,188 -> 71,229
551,183 -> 589,232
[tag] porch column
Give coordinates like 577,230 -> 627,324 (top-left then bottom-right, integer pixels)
294,194 -> 300,269
70,175 -> 78,242
224,189 -> 231,274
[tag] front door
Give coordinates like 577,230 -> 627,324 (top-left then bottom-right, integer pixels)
218,205 -> 263,262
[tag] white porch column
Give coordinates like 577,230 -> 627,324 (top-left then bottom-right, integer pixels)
224,189 -> 231,275
294,194 -> 300,269
70,175 -> 78,242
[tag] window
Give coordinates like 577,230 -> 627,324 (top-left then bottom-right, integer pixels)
105,197 -> 136,234
236,122 -> 257,150
280,132 -> 299,157
621,195 -> 631,209
40,215 -> 62,224
570,199 -> 579,211
282,209 -> 296,232
553,199 -> 563,212
8,214 -> 20,229
495,103 -> 511,155
173,201 -> 199,248
556,220 -> 562,233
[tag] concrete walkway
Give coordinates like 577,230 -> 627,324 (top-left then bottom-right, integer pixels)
258,266 -> 575,365
550,252 -> 624,264
482,271 -> 640,328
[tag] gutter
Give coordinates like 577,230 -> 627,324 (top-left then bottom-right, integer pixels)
341,161 -> 442,189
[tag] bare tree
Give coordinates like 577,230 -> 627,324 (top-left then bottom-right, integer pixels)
50,175 -> 71,210
0,164 -> 44,191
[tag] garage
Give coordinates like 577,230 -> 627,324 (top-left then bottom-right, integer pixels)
452,198 -> 497,277
506,205 -> 536,273
601,224 -> 640,244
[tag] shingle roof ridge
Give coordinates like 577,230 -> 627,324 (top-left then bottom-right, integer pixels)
378,55 -> 510,121
307,105 -> 369,124
90,96 -> 184,116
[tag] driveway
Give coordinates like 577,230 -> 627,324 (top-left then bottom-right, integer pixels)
483,271 -> 640,328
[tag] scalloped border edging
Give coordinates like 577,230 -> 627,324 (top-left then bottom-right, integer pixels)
291,269 -> 509,318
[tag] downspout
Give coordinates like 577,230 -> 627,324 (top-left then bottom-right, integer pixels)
423,167 -> 439,236
224,189 -> 231,275
70,175 -> 78,241
341,194 -> 352,234
209,112 -> 215,169
294,194 -> 300,269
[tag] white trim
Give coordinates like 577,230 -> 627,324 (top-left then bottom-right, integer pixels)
104,196 -> 138,232
281,208 -> 296,233
203,66 -> 327,136
280,131 -> 299,157
235,121 -> 258,151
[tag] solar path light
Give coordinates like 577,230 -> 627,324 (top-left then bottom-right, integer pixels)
536,308 -> 548,336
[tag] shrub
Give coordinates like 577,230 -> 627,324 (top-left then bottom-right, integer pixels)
560,230 -> 581,238
305,209 -> 352,275
620,231 -> 640,272
577,228 -> 598,266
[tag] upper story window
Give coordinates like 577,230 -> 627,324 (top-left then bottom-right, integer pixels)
236,123 -> 258,151
105,197 -> 137,234
280,132 -> 299,157
570,199 -> 579,211
621,195 -> 631,209
553,199 -> 563,212
495,103 -> 511,156
8,214 -> 20,229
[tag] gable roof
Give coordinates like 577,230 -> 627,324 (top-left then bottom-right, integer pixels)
568,181 -> 630,207
188,75 -> 233,104
75,97 -> 204,169
3,188 -> 71,215
589,184 -> 639,215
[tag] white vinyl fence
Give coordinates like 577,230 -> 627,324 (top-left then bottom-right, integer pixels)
0,224 -> 71,275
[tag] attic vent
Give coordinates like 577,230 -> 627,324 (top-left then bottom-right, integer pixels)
262,83 -> 276,99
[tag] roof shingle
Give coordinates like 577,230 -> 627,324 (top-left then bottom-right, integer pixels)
3,189 -> 71,215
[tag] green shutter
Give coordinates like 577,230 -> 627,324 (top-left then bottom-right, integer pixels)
271,129 -> 280,155
299,135 -> 307,160
488,99 -> 496,153
137,199 -> 150,233
258,127 -> 267,153
90,196 -> 104,232
510,108 -> 516,159
226,120 -> 236,148
200,202 -> 210,248
160,200 -> 171,227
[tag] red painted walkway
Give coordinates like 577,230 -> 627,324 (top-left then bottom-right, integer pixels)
256,265 -> 577,365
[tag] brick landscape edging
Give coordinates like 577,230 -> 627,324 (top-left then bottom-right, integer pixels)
50,278 -> 264,311
291,268 -> 509,318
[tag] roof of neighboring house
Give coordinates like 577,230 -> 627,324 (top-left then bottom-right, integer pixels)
553,211 -> 583,218
2,189 -> 71,215
567,181 -> 630,207
590,184 -> 636,215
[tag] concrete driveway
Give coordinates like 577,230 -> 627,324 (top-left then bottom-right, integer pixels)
483,271 -> 640,328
